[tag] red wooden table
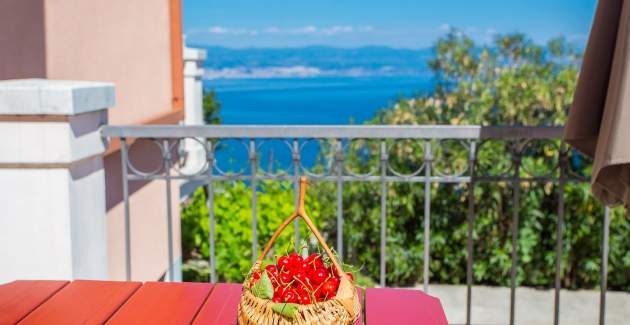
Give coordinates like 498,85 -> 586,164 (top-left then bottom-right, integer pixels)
0,280 -> 447,325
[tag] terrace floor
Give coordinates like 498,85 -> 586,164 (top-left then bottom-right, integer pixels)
421,284 -> 630,325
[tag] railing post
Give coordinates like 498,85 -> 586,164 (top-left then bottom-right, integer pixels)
380,140 -> 388,287
163,140 -> 175,282
0,79 -> 114,283
336,140 -> 345,261
509,141 -> 523,325
423,140 -> 432,292
205,140 -> 217,283
120,139 -> 132,281
466,141 -> 477,325
249,140 -> 258,263
554,142 -> 567,325
600,206 -> 610,325
293,139 -> 301,251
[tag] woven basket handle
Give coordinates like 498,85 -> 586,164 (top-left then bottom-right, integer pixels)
256,177 -> 347,279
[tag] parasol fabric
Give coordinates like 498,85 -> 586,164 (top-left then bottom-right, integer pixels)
565,0 -> 630,210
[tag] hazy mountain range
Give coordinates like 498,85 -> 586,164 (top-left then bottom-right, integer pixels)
193,46 -> 433,79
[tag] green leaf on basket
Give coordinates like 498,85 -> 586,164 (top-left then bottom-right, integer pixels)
251,270 -> 273,299
272,303 -> 299,319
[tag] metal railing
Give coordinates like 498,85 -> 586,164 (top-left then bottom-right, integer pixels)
102,125 -> 610,325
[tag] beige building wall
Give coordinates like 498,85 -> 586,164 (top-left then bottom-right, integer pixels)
43,0 -> 175,125
0,0 -> 183,281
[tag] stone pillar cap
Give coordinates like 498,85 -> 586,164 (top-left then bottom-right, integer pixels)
183,47 -> 207,62
0,79 -> 115,115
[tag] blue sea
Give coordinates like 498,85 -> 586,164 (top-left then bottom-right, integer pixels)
203,76 -> 433,171
204,76 -> 433,125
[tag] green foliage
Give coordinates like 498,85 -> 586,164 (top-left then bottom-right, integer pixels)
181,30 -> 630,291
354,272 -> 377,288
181,258 -> 210,282
203,89 -> 221,125
314,30 -> 630,290
181,181 -> 321,282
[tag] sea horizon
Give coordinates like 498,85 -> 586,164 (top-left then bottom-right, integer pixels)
205,75 -> 434,125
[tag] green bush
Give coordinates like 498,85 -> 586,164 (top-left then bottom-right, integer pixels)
181,31 -> 630,290
312,31 -> 630,289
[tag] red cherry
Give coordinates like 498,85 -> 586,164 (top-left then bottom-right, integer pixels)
293,271 -> 308,285
288,266 -> 300,276
252,270 -> 261,280
269,273 -> 282,289
279,273 -> 292,285
296,279 -> 314,293
314,284 -> 327,301
296,261 -> 309,273
274,286 -> 288,298
289,261 -> 308,276
305,254 -> 316,262
288,253 -> 303,267
265,264 -> 278,276
273,296 -> 283,303
277,256 -> 291,272
311,268 -> 328,284
320,279 -> 339,300
306,254 -> 324,269
283,290 -> 299,303
299,291 -> 312,305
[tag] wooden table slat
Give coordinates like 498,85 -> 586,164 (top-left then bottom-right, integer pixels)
192,283 -> 241,325
0,280 -> 68,325
105,282 -> 213,325
2,280 -> 448,324
365,288 -> 448,325
18,280 -> 141,325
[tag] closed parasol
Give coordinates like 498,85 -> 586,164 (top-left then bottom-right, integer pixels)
565,0 -> 630,213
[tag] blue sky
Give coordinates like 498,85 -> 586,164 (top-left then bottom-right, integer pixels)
183,0 -> 597,48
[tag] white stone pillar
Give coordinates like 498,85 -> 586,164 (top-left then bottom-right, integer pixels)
181,47 -> 207,175
0,79 -> 115,283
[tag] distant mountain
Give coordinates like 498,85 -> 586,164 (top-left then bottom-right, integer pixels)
191,45 -> 433,79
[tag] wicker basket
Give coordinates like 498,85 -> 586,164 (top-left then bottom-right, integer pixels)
238,177 -> 361,325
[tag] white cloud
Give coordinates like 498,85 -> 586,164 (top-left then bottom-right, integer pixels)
291,25 -> 319,34
207,26 -> 229,34
439,23 -> 451,31
201,25 -> 372,37
320,25 -> 354,35
206,26 -> 257,35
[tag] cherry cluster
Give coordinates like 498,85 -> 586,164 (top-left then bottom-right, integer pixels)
250,252 -> 353,305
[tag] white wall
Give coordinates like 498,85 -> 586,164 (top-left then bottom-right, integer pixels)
0,79 -> 114,283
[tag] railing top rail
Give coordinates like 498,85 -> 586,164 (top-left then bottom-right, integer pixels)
102,125 -> 564,139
